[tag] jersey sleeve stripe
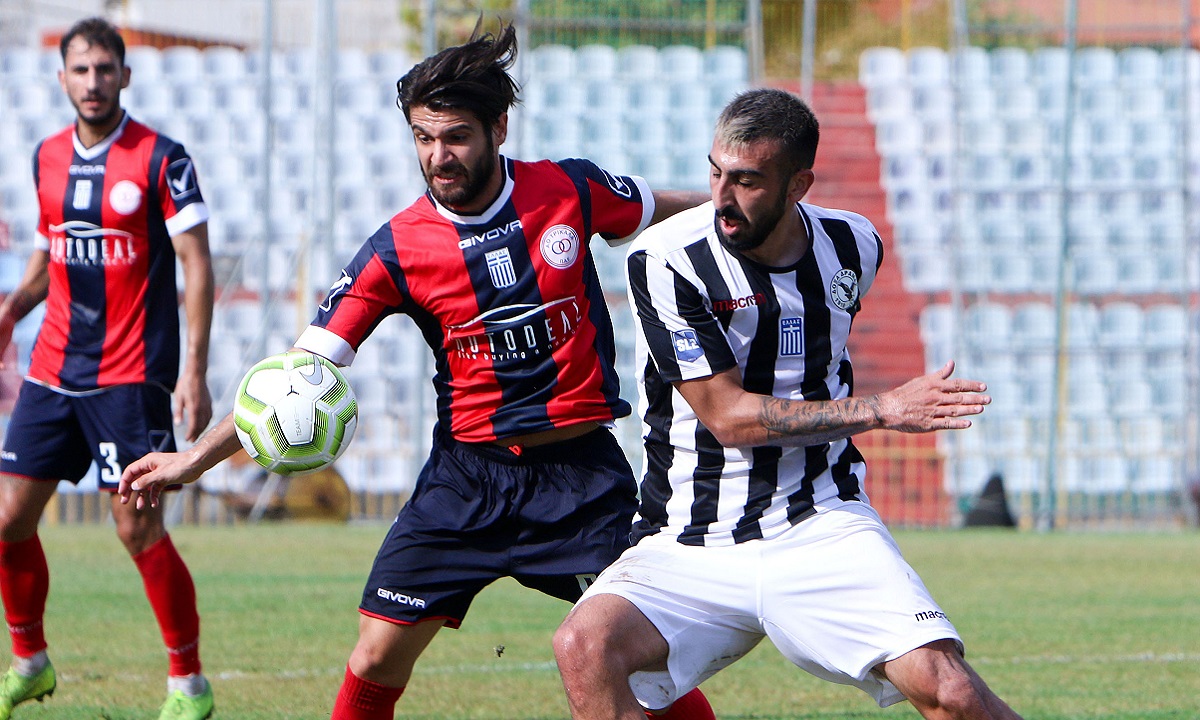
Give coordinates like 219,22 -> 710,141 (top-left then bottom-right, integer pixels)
164,202 -> 209,237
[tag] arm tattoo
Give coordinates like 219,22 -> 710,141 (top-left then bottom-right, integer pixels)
758,395 -> 883,446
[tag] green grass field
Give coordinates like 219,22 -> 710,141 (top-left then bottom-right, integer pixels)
10,522 -> 1199,719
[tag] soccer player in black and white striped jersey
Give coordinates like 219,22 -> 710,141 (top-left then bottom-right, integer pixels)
553,89 -> 1023,720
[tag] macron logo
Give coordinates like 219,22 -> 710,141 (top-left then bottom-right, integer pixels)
376,588 -> 427,609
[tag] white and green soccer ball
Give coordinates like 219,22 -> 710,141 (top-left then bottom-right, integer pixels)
233,351 -> 359,475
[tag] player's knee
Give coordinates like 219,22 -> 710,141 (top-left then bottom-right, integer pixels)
925,669 -> 986,719
553,613 -> 611,675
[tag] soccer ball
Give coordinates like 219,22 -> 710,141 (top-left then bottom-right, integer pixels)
233,351 -> 359,475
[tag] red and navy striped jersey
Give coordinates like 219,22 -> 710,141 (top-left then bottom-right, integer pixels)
297,156 -> 654,443
29,114 -> 208,393
626,201 -> 883,546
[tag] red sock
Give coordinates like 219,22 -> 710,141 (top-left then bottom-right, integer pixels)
647,688 -> 716,720
331,665 -> 406,720
0,535 -> 49,657
133,535 -> 201,677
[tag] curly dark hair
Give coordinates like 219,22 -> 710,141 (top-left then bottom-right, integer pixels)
397,22 -> 520,130
60,17 -> 126,67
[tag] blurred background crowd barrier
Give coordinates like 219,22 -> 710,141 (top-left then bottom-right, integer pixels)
1,0 -> 1197,529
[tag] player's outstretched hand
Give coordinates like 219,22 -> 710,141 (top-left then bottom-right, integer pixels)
874,360 -> 989,433
118,450 -> 202,510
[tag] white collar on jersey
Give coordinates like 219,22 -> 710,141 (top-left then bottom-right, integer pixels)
72,111 -> 131,161
428,155 -> 514,226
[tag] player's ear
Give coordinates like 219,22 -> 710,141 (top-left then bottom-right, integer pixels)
492,112 -> 508,148
788,168 -> 815,203
120,64 -> 131,89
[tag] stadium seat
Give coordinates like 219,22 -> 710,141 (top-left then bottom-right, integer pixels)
858,46 -> 906,88
668,81 -> 709,114
1142,304 -> 1187,350
956,86 -> 996,120
530,44 -> 576,79
2,82 -> 51,118
162,46 -> 204,80
1097,301 -> 1143,348
523,79 -> 586,115
993,84 -> 1037,121
616,45 -> 660,79
988,47 -> 1030,84
951,45 -> 990,84
0,47 -> 39,79
865,84 -> 912,122
369,49 -> 412,81
963,302 -> 1012,351
336,48 -> 371,79
1032,46 -> 1072,88
703,45 -> 749,81
624,80 -> 671,118
572,44 -> 618,79
202,45 -> 247,80
213,80 -> 260,115
659,45 -> 704,80
1117,47 -> 1161,85
1071,252 -> 1119,296
907,46 -> 949,87
910,85 -> 952,120
1074,46 -> 1118,86
124,45 -> 163,82
1161,46 -> 1200,82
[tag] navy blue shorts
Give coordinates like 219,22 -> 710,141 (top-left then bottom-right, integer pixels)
359,426 -> 637,628
1,381 -> 176,490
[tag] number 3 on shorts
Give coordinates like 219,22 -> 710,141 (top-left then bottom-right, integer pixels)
98,441 -> 121,483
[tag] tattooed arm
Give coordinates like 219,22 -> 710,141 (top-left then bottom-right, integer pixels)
0,250 -> 50,366
675,360 -> 990,448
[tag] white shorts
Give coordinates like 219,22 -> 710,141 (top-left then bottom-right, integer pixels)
580,500 -> 962,709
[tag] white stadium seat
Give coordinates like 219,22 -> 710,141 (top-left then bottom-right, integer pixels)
858,46 -> 906,88
1117,47 -> 1161,84
202,46 -> 247,80
530,44 -> 576,79
951,45 -> 989,84
989,47 -> 1030,84
1032,46 -> 1070,87
573,44 -> 618,79
704,45 -> 748,81
616,45 -> 660,79
659,45 -> 704,80
1074,46 -> 1118,86
161,46 -> 204,79
907,46 -> 949,87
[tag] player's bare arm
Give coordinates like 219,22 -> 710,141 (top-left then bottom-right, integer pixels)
172,223 -> 215,441
649,190 -> 709,224
677,360 -> 989,448
0,251 -> 51,365
118,413 -> 241,510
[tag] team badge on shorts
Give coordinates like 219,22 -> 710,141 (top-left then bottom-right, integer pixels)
830,268 -> 860,311
540,224 -> 580,269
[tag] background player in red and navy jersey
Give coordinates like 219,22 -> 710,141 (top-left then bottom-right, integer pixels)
120,23 -> 717,720
0,18 -> 215,720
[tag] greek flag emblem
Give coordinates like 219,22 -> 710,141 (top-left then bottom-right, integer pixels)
486,248 -> 517,289
780,317 -> 804,356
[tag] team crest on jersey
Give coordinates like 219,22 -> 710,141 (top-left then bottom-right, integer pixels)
671,329 -> 703,363
830,269 -> 860,311
780,318 -> 804,357
540,224 -> 580,269
166,158 -> 198,200
109,180 -> 142,215
486,248 -> 518,288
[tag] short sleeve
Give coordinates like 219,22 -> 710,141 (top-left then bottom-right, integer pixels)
627,247 -> 737,384
157,143 -> 209,237
557,158 -> 654,243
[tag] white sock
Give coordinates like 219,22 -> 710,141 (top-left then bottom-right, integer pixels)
167,673 -> 207,697
12,651 -> 48,677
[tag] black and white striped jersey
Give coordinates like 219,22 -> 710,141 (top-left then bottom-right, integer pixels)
626,200 -> 884,547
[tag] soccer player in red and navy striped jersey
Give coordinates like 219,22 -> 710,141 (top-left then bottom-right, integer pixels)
0,18 -> 215,720
120,23 -> 716,720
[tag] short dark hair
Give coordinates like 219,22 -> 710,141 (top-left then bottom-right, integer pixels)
396,23 -> 520,130
60,17 -> 126,67
715,88 -> 820,173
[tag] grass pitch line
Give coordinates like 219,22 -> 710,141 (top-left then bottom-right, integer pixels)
972,651 -> 1200,667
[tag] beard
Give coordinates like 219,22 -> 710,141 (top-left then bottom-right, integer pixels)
424,136 -> 497,210
74,95 -> 122,130
713,190 -> 791,254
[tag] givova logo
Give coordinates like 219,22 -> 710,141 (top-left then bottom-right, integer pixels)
376,588 -> 427,609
